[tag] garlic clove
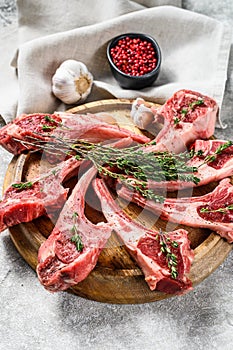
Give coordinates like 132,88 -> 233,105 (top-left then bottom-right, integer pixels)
130,98 -> 154,129
52,59 -> 93,104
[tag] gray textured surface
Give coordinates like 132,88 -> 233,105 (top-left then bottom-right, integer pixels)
0,0 -> 16,26
0,1 -> 233,350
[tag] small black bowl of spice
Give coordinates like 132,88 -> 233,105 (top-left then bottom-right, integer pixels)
107,32 -> 162,90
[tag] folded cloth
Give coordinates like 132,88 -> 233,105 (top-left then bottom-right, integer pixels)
1,0 -> 232,130
1,0 -> 181,122
16,0 -> 182,44
0,24 -> 19,123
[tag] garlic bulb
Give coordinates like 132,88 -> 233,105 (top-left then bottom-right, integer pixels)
52,60 -> 93,104
130,98 -> 154,129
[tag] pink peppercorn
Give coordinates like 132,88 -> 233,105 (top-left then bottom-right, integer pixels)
110,36 -> 157,76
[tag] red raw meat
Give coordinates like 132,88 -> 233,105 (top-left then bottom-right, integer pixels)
147,139 -> 233,191
0,157 -> 82,233
93,178 -> 194,295
146,90 -> 218,153
58,112 -> 150,144
37,167 -> 113,292
0,113 -> 62,154
0,136 -> 133,234
0,112 -> 150,155
117,178 -> 233,242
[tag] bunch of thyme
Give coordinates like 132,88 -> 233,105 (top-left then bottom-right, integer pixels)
75,141 -> 200,202
200,204 -> 233,215
12,134 -> 201,201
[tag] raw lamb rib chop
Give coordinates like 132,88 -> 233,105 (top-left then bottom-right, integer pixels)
93,178 -> 194,295
0,135 -> 133,234
0,112 -> 150,155
37,167 -> 113,292
0,156 -> 82,233
117,178 -> 233,243
135,90 -> 218,153
0,113 -> 62,155
147,139 -> 233,191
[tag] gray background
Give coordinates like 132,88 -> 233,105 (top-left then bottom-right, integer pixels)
0,1 -> 233,349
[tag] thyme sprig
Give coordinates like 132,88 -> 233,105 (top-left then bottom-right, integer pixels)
11,181 -> 33,190
86,144 -> 200,185
70,212 -> 84,252
203,140 -> 233,164
12,134 -> 200,200
41,115 -> 70,132
200,204 -> 233,214
189,140 -> 233,168
173,98 -> 204,126
96,165 -> 165,202
42,125 -> 57,131
188,98 -> 204,110
70,233 -> 84,252
157,229 -> 179,279
44,115 -> 57,123
10,162 -> 64,191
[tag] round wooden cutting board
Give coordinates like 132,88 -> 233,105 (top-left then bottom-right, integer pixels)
3,99 -> 232,304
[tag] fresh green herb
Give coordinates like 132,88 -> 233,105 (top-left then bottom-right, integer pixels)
88,145 -> 199,185
72,212 -> 79,219
44,115 -> 57,123
200,204 -> 233,214
174,109 -> 188,125
188,98 -> 204,110
171,241 -> 179,248
11,165 -> 64,192
214,141 -> 233,154
181,108 -> 188,115
94,164 -> 164,202
146,140 -> 157,146
196,150 -> 204,156
158,229 -> 179,279
203,154 -> 216,163
11,181 -> 33,190
70,211 -> 84,252
65,150 -> 74,156
13,135 -> 200,201
174,99 -> 204,128
190,140 -> 233,166
123,178 -> 165,203
174,117 -> 180,125
70,233 -> 84,252
203,140 -> 233,164
42,124 -> 56,131
44,115 -> 66,128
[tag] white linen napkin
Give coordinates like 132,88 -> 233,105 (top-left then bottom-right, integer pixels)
16,0 -> 182,44
0,0 -> 231,129
0,24 -> 19,123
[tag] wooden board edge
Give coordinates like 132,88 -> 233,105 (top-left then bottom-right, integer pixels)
66,98 -> 160,114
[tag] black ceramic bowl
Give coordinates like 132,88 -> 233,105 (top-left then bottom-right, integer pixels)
107,32 -> 162,90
